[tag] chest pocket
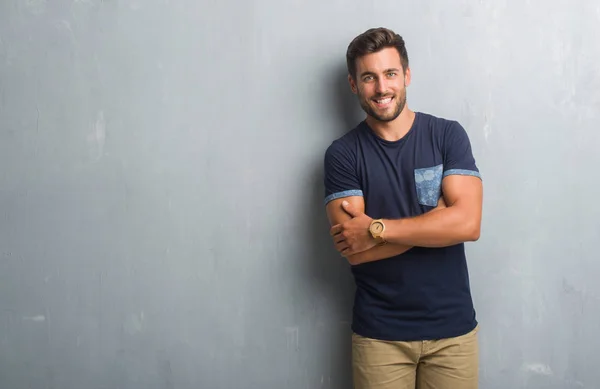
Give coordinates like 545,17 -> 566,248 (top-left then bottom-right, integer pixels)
414,164 -> 443,206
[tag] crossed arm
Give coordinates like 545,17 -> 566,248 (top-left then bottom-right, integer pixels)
325,175 -> 483,265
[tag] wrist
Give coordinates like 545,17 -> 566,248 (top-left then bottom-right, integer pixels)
379,218 -> 404,245
369,218 -> 387,245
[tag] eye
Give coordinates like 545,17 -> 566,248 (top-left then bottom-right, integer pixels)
387,72 -> 397,77
363,75 -> 373,82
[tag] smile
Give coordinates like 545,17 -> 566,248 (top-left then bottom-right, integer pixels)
373,96 -> 394,107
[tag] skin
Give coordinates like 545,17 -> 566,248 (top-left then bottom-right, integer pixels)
326,47 -> 483,265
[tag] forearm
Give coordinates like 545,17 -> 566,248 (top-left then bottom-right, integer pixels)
383,206 -> 480,247
346,243 -> 412,265
344,204 -> 447,265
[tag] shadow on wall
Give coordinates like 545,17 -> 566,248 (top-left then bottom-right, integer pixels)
332,63 -> 364,135
301,62 -> 363,389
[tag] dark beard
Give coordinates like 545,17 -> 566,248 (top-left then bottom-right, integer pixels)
360,93 -> 406,122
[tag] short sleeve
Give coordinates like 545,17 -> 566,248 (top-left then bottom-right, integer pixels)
323,141 -> 363,205
442,122 -> 482,180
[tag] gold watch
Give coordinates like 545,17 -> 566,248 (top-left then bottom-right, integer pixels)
369,219 -> 386,245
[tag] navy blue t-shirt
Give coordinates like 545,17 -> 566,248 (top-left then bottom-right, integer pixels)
323,112 -> 481,341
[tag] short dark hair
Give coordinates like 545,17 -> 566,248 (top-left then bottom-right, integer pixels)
346,27 -> 409,79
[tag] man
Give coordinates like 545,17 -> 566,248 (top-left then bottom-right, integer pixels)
323,27 -> 483,389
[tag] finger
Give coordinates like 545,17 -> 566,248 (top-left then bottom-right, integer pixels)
341,247 -> 354,256
335,239 -> 348,249
335,241 -> 349,252
330,224 -> 342,236
333,234 -> 346,244
341,201 -> 360,217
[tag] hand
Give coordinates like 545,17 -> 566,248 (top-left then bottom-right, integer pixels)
330,201 -> 378,257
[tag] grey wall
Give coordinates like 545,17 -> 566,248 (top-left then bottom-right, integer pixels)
1,1 -> 599,388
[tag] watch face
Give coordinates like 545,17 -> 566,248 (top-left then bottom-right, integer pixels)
371,222 -> 384,234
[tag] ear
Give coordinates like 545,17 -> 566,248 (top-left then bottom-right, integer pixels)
348,74 -> 358,94
404,67 -> 412,87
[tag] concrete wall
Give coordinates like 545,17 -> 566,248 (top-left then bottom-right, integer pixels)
1,1 -> 599,388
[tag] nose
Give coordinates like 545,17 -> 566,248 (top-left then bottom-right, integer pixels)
375,78 -> 387,94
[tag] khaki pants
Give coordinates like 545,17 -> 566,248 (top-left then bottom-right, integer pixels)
352,325 -> 479,389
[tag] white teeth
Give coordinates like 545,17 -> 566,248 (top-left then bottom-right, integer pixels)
376,97 -> 392,104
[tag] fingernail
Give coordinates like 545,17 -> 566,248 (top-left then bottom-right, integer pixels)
342,201 -> 348,206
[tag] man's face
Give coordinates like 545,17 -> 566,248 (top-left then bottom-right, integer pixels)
349,47 -> 411,122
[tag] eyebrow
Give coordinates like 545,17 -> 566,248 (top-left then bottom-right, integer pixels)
359,68 -> 401,78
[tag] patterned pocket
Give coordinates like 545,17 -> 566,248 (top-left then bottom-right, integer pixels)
414,164 -> 443,206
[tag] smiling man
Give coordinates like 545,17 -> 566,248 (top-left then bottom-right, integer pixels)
323,28 -> 483,389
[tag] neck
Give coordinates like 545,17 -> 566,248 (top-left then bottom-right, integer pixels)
366,107 -> 416,142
